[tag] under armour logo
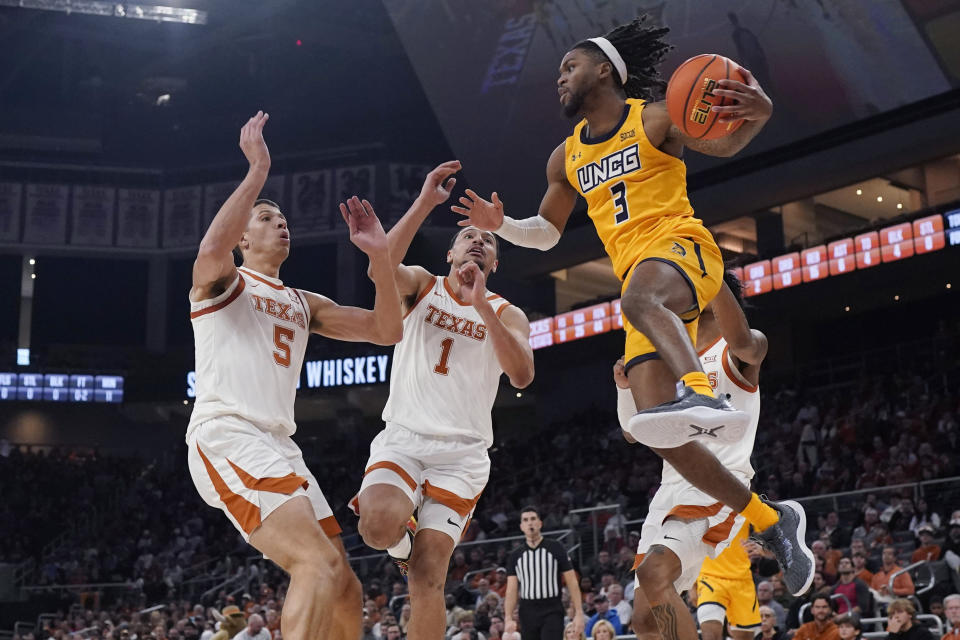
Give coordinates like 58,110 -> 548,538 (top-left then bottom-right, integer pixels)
688,424 -> 725,438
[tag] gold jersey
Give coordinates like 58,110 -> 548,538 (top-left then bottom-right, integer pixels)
564,98 -> 699,279
700,520 -> 752,578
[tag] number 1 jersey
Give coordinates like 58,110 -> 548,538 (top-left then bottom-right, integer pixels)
564,98 -> 700,280
381,275 -> 512,448
187,267 -> 310,439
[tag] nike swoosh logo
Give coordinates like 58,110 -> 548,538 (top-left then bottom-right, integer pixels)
447,517 -> 461,528
663,535 -> 681,541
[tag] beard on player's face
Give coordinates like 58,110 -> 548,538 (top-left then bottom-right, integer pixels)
563,86 -> 587,118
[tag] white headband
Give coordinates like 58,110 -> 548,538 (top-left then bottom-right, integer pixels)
587,37 -> 628,85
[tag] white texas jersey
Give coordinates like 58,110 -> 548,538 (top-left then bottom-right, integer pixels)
382,275 -> 512,448
187,266 -> 310,439
661,336 -> 760,485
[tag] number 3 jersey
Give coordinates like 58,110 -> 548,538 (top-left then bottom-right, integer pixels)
564,98 -> 702,280
381,275 -> 512,448
187,267 -> 310,439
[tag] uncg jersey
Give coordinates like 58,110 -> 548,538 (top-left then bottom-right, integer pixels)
700,516 -> 752,578
564,98 -> 699,280
381,275 -> 512,448
187,267 -> 310,439
662,336 -> 760,485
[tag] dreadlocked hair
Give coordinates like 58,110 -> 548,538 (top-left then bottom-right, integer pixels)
574,15 -> 672,101
723,268 -> 748,309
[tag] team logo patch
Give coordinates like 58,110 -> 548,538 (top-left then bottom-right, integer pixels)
670,242 -> 687,257
575,143 -> 641,192
688,424 -> 725,439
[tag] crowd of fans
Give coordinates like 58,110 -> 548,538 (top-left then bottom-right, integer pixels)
2,364 -> 958,638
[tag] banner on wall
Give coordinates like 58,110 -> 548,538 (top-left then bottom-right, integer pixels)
291,169 -> 333,235
70,186 -> 116,246
387,164 -> 432,223
162,186 -> 202,248
202,181 -> 238,227
0,182 -> 23,243
260,175 -> 286,209
336,165 -> 376,209
23,184 -> 69,244
117,189 -> 161,248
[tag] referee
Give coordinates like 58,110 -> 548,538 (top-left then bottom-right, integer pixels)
504,506 -> 585,639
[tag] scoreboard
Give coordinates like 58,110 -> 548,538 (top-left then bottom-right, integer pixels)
0,373 -> 124,403
527,209 -> 958,351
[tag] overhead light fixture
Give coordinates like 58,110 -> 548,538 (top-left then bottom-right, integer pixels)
844,306 -> 850,312
28,258 -> 35,265
516,392 -> 522,398
897,203 -> 903,209
0,0 -> 208,25
877,196 -> 883,202
894,295 -> 900,301
856,189 -> 862,196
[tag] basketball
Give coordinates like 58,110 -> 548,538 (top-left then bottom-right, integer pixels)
666,54 -> 747,140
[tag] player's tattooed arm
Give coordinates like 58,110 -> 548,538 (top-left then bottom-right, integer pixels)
192,111 -> 270,299
668,67 -> 772,158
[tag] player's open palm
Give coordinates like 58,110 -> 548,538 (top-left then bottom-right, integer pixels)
457,261 -> 487,308
420,160 -> 461,208
339,197 -> 388,257
452,189 -> 504,231
239,111 -> 270,169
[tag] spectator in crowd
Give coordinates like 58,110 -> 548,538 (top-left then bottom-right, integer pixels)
584,594 -> 621,637
486,615 -> 507,640
759,605 -> 784,640
853,510 -> 880,546
832,557 -> 872,615
823,511 -> 850,549
449,611 -> 486,640
383,624 -> 402,640
886,598 -> 933,640
398,603 -> 412,636
912,526 -> 941,563
794,595 -> 840,640
871,546 -> 915,602
210,606 -> 247,640
233,614 -> 270,640
607,583 -> 631,628
474,578 -> 499,609
589,619 -> 617,640
943,594 -> 960,640
942,518 -> 960,592
446,594 -> 466,630
853,552 -> 874,586
910,500 -> 941,536
836,614 -> 863,640
563,621 -> 587,639
812,537 -> 842,584
758,580 -> 787,630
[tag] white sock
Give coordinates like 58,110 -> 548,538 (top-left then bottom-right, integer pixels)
387,529 -> 413,560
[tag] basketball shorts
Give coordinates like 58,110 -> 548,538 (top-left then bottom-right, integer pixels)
187,415 -> 340,541
697,573 -> 761,633
620,220 -> 724,370
633,481 -> 744,593
358,424 -> 489,542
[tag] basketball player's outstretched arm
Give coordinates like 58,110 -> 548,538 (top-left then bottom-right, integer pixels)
451,142 -> 578,250
457,262 -> 534,388
300,197 -> 404,346
368,161 -> 461,298
707,283 -> 767,382
667,68 -> 773,158
192,111 -> 270,300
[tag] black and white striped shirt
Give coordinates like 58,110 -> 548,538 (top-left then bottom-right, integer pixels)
506,538 -> 573,601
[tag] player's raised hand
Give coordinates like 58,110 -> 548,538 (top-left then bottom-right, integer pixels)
339,197 -> 388,257
451,189 -> 504,231
419,160 -> 461,208
239,111 -> 270,169
457,261 -> 487,308
711,67 -> 772,124
613,357 -> 630,389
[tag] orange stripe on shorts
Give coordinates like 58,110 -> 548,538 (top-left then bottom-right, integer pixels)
702,511 -> 738,548
664,502 -> 724,523
197,445 -> 261,534
226,458 -> 308,494
422,480 -> 481,518
365,461 -> 417,491
319,516 -> 342,537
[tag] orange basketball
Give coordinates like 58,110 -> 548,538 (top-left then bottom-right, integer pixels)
666,54 -> 747,140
